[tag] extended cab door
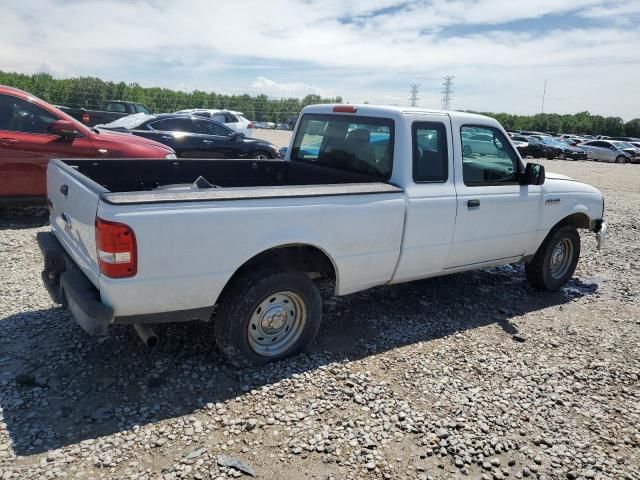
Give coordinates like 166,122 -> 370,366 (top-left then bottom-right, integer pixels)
392,117 -> 458,282
446,123 -> 542,268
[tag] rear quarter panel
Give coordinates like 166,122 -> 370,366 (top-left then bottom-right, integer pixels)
96,192 -> 405,317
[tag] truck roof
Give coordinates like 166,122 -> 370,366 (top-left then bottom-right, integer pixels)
301,103 -> 493,123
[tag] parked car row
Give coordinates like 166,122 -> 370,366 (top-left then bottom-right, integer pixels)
508,131 -> 640,164
99,113 -> 279,160
0,86 -> 281,205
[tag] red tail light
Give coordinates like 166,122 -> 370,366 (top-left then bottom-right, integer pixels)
95,217 -> 137,278
333,105 -> 357,113
82,111 -> 90,124
247,122 -> 253,129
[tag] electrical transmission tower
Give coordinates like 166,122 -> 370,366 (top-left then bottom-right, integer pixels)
409,84 -> 420,107
441,76 -> 455,110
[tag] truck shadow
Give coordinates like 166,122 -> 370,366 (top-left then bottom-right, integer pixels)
0,266 -> 598,457
0,207 -> 49,230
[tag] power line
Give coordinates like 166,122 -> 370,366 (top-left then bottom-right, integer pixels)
409,84 -> 420,107
441,76 -> 454,110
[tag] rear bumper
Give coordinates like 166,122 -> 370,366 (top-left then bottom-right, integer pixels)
37,231 -> 214,334
37,231 -> 114,335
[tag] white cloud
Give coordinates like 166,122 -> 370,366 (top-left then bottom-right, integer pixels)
250,76 -> 325,97
0,0 -> 638,118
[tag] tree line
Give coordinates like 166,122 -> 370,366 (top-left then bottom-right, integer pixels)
0,71 -> 342,123
1,70 -> 638,136
475,111 -> 640,138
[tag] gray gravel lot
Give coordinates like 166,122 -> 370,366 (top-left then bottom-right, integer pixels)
0,159 -> 638,480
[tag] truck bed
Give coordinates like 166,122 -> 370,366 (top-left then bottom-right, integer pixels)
55,158 -> 402,204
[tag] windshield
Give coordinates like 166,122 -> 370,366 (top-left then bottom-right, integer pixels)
101,113 -> 151,129
613,141 -> 633,148
291,113 -> 394,180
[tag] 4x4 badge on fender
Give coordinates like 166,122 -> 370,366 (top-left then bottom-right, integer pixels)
545,198 -> 561,206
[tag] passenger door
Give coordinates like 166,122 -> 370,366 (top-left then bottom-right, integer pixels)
446,124 -> 542,268
392,119 -> 458,282
191,119 -> 238,158
0,93 -> 97,198
146,118 -> 200,157
583,141 -> 612,161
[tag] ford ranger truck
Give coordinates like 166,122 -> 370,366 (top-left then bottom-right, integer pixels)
37,104 -> 607,366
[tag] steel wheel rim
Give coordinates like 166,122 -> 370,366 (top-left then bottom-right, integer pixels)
248,291 -> 306,357
549,238 -> 573,280
254,153 -> 268,160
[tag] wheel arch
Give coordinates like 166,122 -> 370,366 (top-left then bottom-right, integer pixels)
215,243 -> 338,307
527,212 -> 591,262
555,212 -> 591,230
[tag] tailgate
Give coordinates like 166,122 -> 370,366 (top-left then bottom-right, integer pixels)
47,160 -> 103,287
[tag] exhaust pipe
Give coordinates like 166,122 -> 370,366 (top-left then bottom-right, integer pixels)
134,324 -> 159,348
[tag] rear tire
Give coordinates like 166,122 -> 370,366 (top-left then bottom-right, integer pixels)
252,151 -> 273,160
525,225 -> 580,291
214,268 -> 322,367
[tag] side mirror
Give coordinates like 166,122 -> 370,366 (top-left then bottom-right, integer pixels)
50,119 -> 78,138
229,132 -> 241,140
522,162 -> 545,185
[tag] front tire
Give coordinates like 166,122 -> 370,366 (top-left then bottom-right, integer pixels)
615,155 -> 627,164
214,268 -> 322,367
525,225 -> 580,291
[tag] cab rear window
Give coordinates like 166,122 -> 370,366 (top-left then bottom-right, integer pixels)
291,113 -> 394,180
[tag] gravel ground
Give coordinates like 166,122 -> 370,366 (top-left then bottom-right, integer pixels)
0,159 -> 638,480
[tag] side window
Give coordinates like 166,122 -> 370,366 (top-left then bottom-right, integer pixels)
0,94 -> 59,134
212,113 -> 226,123
412,122 -> 448,182
225,113 -> 239,123
150,118 -> 192,132
105,102 -> 127,113
461,125 -> 519,186
135,104 -> 151,114
193,119 -> 231,136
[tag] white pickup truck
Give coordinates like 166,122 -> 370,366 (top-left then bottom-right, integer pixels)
38,104 -> 607,366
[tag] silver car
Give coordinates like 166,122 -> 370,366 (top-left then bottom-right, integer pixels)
580,140 -> 635,163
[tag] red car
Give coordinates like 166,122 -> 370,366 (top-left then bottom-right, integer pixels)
0,86 -> 176,205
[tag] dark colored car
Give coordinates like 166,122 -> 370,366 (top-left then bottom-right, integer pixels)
518,136 -> 558,159
59,101 -> 152,127
0,86 -> 175,205
98,114 -> 279,159
542,138 -> 587,160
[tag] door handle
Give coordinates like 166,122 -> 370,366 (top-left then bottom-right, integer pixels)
60,184 -> 69,196
467,199 -> 480,208
202,139 -> 213,144
161,135 -> 172,140
0,138 -> 18,146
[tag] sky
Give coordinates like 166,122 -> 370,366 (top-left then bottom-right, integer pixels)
1,0 -> 639,119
